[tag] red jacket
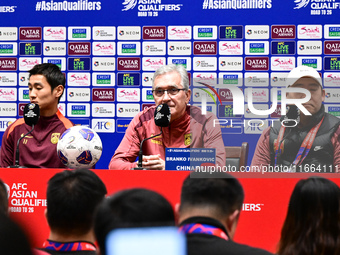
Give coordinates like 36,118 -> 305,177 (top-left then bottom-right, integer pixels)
0,110 -> 73,168
109,105 -> 226,170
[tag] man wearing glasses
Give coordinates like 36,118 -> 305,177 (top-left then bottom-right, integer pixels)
109,64 -> 225,170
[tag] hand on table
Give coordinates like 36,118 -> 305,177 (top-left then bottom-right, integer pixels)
142,154 -> 165,170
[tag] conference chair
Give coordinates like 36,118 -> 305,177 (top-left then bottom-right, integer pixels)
225,142 -> 249,171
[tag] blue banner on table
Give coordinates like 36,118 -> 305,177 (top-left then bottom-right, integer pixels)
165,148 -> 216,171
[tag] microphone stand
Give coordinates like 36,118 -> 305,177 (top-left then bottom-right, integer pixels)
8,124 -> 35,168
133,128 -> 163,170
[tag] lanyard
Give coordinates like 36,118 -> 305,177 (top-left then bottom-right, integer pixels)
274,116 -> 324,166
179,223 -> 229,241
42,240 -> 96,251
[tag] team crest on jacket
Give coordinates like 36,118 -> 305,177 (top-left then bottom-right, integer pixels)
51,133 -> 60,144
185,133 -> 191,146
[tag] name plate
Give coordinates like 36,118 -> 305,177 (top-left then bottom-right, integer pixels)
165,148 -> 216,171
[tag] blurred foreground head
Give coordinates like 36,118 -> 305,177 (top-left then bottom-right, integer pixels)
94,188 -> 175,255
179,174 -> 244,238
46,169 -> 107,237
278,177 -> 340,255
0,214 -> 33,255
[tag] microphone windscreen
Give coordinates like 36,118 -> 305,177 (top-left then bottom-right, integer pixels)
24,103 -> 40,126
154,104 -> 171,127
286,104 -> 299,120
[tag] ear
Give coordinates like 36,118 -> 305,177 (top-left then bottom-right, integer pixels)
185,89 -> 191,104
321,88 -> 325,102
44,208 -> 48,221
54,84 -> 64,99
174,203 -> 181,225
225,209 -> 240,239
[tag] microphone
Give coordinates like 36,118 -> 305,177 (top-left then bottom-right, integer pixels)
283,104 -> 300,127
133,104 -> 171,170
154,103 -> 171,127
9,103 -> 40,168
24,103 -> 40,127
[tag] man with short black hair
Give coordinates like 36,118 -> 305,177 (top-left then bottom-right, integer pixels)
39,169 -> 107,255
178,175 -> 272,255
94,188 -> 175,255
0,63 -> 73,168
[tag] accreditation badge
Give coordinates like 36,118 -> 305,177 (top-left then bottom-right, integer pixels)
184,133 -> 191,146
273,139 -> 284,153
51,133 -> 60,144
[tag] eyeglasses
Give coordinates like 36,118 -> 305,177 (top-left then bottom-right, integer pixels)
152,88 -> 186,97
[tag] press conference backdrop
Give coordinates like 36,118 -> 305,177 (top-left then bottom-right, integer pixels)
1,0 -> 340,169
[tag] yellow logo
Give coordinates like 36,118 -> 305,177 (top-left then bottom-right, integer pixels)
185,133 -> 191,146
150,133 -> 163,145
21,133 -> 33,138
51,133 -> 60,144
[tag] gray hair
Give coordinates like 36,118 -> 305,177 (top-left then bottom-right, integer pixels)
152,64 -> 189,90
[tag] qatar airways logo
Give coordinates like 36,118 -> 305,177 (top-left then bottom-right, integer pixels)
20,27 -> 42,40
143,26 -> 166,40
245,57 -> 268,70
68,42 -> 90,55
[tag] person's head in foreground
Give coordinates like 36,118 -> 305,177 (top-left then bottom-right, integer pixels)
152,64 -> 191,123
177,174 -> 273,255
0,179 -> 8,215
278,177 -> 340,255
178,174 -> 244,239
28,63 -> 66,117
0,213 -> 33,255
286,65 -> 325,122
46,169 -> 107,242
94,188 -> 175,255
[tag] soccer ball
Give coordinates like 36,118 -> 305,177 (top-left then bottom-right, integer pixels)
57,126 -> 103,169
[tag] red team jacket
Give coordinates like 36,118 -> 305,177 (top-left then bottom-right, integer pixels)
109,105 -> 226,170
0,110 -> 73,168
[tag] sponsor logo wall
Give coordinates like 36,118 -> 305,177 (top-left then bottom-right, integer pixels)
1,2 -> 340,251
1,1 -> 340,174
1,22 -> 340,134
